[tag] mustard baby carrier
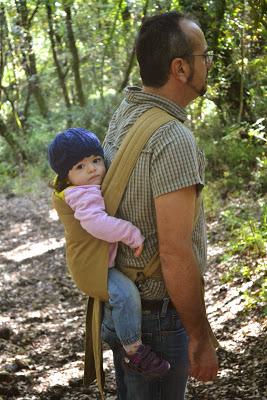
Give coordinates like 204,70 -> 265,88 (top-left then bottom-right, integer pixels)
53,108 -> 218,399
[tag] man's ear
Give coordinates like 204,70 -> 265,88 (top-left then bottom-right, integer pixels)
170,58 -> 190,84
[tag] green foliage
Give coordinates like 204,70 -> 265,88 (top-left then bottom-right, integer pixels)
196,114 -> 267,195
231,220 -> 266,256
0,159 -> 15,189
1,160 -> 50,195
0,91 -> 121,193
202,181 -> 223,220
220,198 -> 266,255
68,91 -> 122,141
219,197 -> 267,315
221,260 -> 266,315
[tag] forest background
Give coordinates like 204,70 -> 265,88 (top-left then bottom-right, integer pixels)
0,0 -> 266,347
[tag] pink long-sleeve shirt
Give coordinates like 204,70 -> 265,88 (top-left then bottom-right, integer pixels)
64,185 -> 144,268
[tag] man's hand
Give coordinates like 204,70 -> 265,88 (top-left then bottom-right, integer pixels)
188,336 -> 218,382
134,243 -> 143,257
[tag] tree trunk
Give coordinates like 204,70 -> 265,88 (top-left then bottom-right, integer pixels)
0,118 -> 27,162
63,2 -> 85,107
119,46 -> 135,93
118,0 -> 149,92
212,0 -> 226,51
15,0 -> 48,117
99,0 -> 123,97
0,5 -> 5,88
46,0 -> 72,126
0,5 -> 25,132
238,21 -> 245,123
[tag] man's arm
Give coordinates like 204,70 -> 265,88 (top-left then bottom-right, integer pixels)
155,185 -> 218,382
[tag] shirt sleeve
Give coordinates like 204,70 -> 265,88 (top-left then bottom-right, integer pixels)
64,185 -> 144,248
150,121 -> 205,198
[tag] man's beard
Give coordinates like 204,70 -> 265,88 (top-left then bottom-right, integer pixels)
187,65 -> 208,97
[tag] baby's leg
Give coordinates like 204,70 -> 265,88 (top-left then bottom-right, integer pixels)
108,267 -> 170,379
108,267 -> 142,352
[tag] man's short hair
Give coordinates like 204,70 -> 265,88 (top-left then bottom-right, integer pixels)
136,11 -> 199,87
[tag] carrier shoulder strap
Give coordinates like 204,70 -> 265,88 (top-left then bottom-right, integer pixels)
102,107 -> 176,215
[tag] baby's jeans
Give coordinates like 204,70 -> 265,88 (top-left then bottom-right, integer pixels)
108,267 -> 142,345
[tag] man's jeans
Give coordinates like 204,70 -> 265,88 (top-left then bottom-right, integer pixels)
101,300 -> 189,400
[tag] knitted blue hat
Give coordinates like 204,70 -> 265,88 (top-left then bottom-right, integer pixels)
48,128 -> 104,179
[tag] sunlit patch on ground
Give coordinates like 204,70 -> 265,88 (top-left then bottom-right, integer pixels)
103,349 -> 114,370
1,238 -> 64,262
9,221 -> 32,236
32,361 -> 84,392
207,244 -> 224,258
49,209 -> 59,221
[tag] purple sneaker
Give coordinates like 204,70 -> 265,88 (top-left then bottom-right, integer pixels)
123,344 -> 170,379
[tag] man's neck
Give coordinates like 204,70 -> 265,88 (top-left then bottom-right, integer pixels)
142,82 -> 195,109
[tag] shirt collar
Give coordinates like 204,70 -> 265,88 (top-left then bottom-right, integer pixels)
124,86 -> 187,123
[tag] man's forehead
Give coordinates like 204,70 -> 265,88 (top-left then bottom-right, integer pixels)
180,19 -> 207,50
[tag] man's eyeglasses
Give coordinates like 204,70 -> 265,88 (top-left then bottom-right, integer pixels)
190,52 -> 214,66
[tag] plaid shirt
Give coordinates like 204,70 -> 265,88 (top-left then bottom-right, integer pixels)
104,86 -> 207,300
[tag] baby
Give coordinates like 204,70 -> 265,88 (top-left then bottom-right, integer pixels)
48,127 -> 170,378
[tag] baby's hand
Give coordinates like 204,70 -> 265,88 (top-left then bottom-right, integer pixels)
134,243 -> 143,257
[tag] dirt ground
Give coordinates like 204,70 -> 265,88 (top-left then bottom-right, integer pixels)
0,190 -> 266,400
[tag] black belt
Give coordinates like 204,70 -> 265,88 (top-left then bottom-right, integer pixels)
104,298 -> 176,313
141,298 -> 176,313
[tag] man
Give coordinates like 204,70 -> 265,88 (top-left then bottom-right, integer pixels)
102,11 -> 218,400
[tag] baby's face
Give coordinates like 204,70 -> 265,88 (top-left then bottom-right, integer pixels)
68,155 -> 106,186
